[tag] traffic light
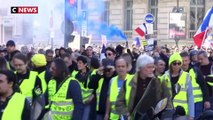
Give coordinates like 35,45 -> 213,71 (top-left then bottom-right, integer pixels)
69,0 -> 76,5
64,0 -> 76,47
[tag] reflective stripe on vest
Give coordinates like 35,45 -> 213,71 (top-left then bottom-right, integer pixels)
6,61 -> 10,70
206,75 -> 213,86
96,78 -> 104,111
162,72 -> 190,115
109,74 -> 134,119
19,71 -> 38,104
189,68 -> 203,103
48,77 -> 75,120
2,93 -> 26,120
38,71 -> 47,93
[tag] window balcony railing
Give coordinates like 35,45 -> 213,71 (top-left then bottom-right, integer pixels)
124,30 -> 133,38
150,30 -> 158,38
189,30 -> 196,39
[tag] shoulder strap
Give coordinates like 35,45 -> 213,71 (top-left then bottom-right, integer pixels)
123,80 -> 127,92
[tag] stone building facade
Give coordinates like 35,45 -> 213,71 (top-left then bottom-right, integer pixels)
105,0 -> 213,46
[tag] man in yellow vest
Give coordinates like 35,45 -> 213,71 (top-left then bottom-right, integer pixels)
13,53 -> 43,105
31,54 -> 52,93
105,57 -> 133,120
115,54 -> 170,119
0,70 -> 30,120
47,58 -> 84,120
180,51 -> 211,118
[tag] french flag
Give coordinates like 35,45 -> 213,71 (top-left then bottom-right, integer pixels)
135,23 -> 147,37
194,7 -> 213,48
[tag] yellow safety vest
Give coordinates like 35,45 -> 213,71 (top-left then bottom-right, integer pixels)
96,78 -> 104,111
71,70 -> 78,78
205,64 -> 213,86
19,71 -> 38,104
2,93 -> 26,120
109,74 -> 134,120
38,71 -> 47,93
189,68 -> 203,103
162,71 -> 190,115
6,61 -> 10,70
48,77 -> 76,120
74,70 -> 95,104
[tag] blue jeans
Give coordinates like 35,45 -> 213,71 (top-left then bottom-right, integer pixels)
194,102 -> 204,119
83,104 -> 91,120
96,114 -> 104,120
160,110 -> 175,119
210,96 -> 213,110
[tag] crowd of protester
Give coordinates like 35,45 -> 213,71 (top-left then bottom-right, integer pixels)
0,39 -> 213,120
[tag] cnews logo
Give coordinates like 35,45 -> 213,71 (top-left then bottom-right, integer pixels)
11,6 -> 38,14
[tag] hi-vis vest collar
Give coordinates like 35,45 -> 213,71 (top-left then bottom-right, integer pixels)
164,69 -> 184,81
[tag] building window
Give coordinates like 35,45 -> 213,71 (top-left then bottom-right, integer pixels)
103,1 -> 110,25
124,0 -> 133,30
190,0 -> 205,30
0,8 -> 8,16
149,0 -> 158,30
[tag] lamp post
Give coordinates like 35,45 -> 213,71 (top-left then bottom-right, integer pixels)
177,0 -> 179,12
174,0 -> 180,48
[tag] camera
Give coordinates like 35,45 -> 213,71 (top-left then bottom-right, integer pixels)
104,67 -> 112,72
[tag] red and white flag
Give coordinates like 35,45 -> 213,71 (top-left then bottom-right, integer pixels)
135,23 -> 147,37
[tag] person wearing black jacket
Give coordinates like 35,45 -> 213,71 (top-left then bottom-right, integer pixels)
155,46 -> 169,71
45,49 -> 54,69
5,40 -> 20,71
88,58 -> 116,120
159,51 -> 169,71
180,52 -> 211,119
76,55 -> 94,120
198,51 -> 213,110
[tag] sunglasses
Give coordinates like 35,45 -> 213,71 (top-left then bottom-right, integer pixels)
107,53 -> 112,56
172,62 -> 181,66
